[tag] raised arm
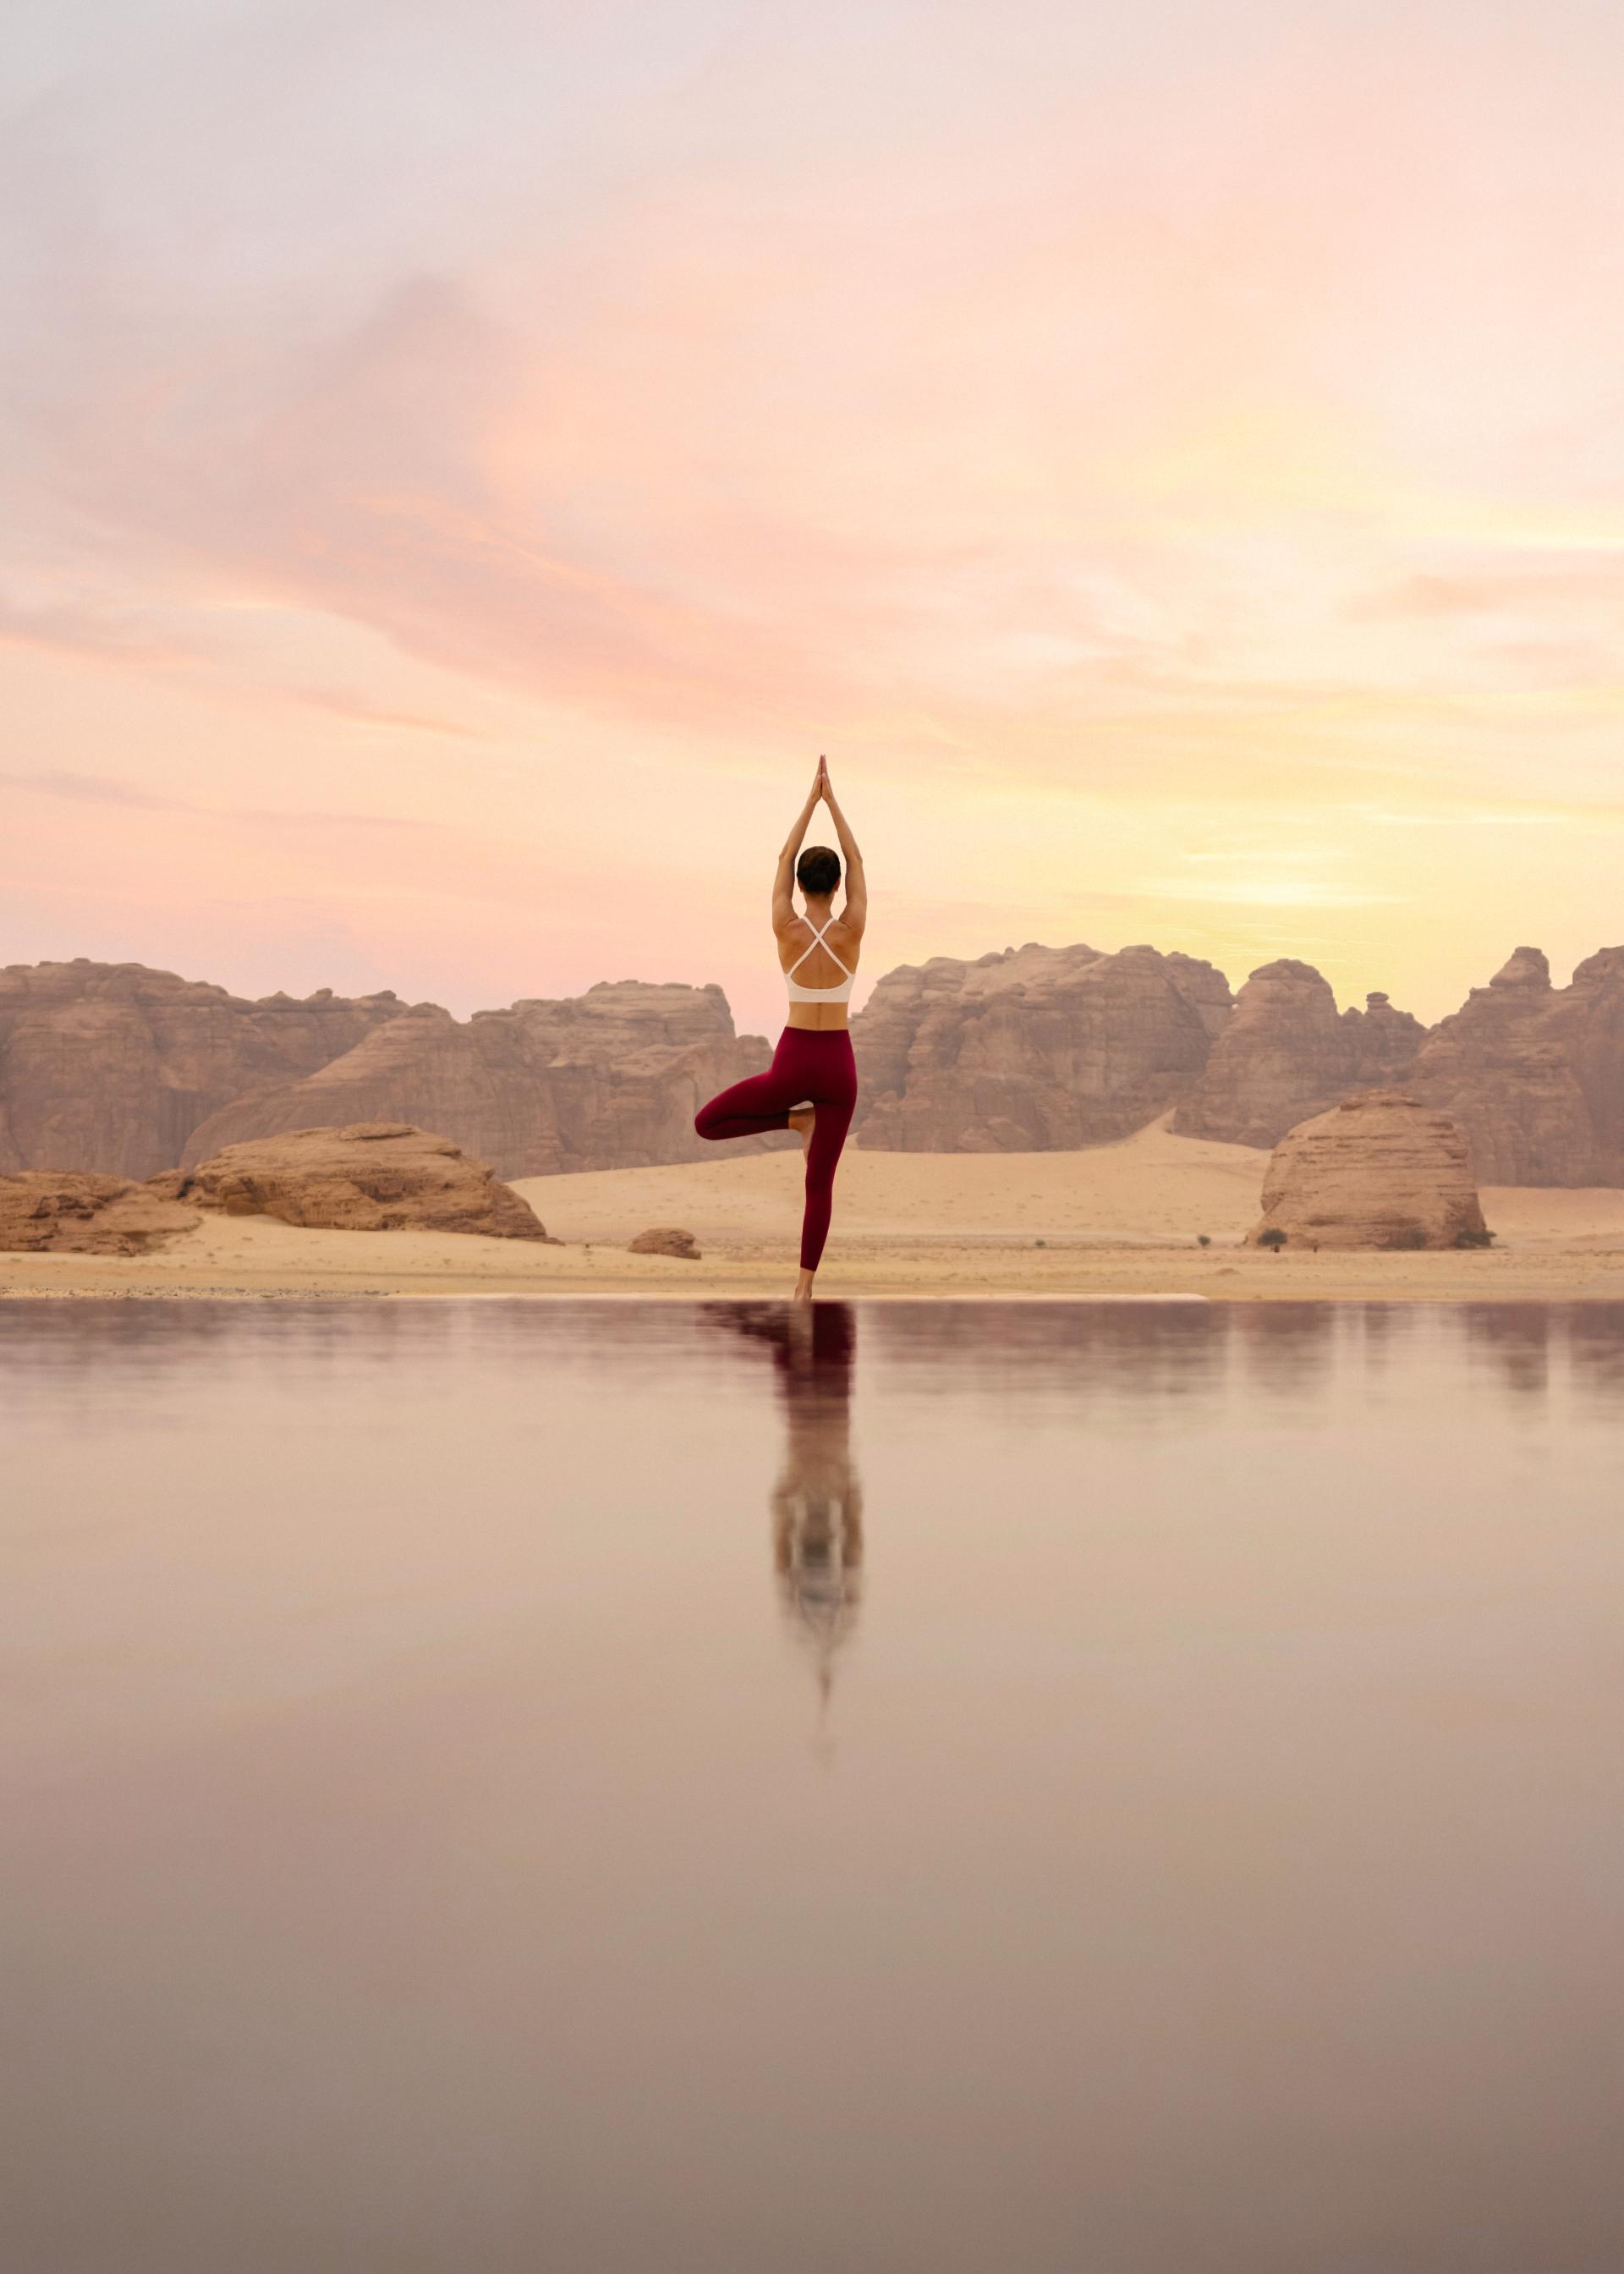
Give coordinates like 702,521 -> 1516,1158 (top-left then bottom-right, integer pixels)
818,758 -> 867,937
772,764 -> 824,932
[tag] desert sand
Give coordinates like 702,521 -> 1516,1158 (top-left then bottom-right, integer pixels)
4,1118 -> 1624,1301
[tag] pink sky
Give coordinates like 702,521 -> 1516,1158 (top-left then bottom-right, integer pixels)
3,0 -> 1621,1037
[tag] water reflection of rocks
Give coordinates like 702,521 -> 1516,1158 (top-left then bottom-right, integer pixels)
707,1302 -> 864,1711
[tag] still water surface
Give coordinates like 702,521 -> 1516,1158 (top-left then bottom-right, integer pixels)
5,1299 -> 1624,2273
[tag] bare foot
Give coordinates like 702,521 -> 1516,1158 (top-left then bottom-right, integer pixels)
793,1270 -> 815,1305
787,1106 -> 815,1153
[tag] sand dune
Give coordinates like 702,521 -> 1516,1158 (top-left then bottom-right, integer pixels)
5,1118 -> 1624,1301
529,1118 -> 1271,1245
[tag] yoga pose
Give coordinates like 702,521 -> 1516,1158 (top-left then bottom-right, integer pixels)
694,755 -> 865,1302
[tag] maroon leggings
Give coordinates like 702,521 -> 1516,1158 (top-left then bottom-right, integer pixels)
694,1027 -> 858,1271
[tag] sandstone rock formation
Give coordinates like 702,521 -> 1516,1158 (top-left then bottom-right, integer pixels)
167,1123 -> 552,1239
852,943 -> 1233,1151
0,961 -> 404,1179
10,940 -> 1623,1191
628,1226 -> 701,1259
180,982 -> 771,1178
0,1172 -> 200,1255
1408,947 -> 1624,1185
1173,961 -> 1425,1147
1249,1091 -> 1488,1250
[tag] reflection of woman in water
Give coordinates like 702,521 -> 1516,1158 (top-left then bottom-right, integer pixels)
771,1304 -> 864,1706
711,1302 -> 864,1707
694,755 -> 866,1303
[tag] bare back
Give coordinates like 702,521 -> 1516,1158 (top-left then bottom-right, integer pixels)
777,909 -> 861,1030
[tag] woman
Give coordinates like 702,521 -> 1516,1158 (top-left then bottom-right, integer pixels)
694,755 -> 865,1302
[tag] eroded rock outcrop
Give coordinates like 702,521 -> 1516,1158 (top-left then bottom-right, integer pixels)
0,961 -> 404,1179
628,1226 -> 701,1259
1249,1092 -> 1488,1250
852,943 -> 1233,1151
180,982 -> 771,1178
169,1123 -> 552,1239
0,1172 -> 200,1255
13,941 -> 1623,1190
1408,947 -> 1624,1185
1173,961 -> 1425,1147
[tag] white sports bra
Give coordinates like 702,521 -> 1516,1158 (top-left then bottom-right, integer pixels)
784,918 -> 856,1004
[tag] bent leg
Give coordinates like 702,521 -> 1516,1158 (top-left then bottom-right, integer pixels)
695,1065 -> 798,1142
798,1091 -> 854,1272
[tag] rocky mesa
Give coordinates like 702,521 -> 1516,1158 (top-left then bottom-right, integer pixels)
1173,960 -> 1426,1149
5,939 -> 1623,1189
1175,944 -> 1624,1185
0,963 -> 770,1184
851,942 -> 1233,1151
1407,948 -> 1624,1186
0,960 -> 403,1180
180,981 -> 770,1179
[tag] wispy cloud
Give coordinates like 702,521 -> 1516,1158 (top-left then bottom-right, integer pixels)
290,687 -> 486,738
0,596 -> 193,667
0,769 -> 173,808
1348,556 -> 1624,623
0,771 -> 431,831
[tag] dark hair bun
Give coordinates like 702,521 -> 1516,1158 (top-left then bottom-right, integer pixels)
796,845 -> 842,897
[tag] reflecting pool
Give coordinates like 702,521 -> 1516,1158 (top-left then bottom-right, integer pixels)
4,1299 -> 1624,2272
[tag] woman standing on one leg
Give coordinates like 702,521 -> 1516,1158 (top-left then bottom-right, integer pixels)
694,755 -> 866,1303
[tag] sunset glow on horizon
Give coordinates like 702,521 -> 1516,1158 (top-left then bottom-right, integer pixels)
4,0 -> 1622,1039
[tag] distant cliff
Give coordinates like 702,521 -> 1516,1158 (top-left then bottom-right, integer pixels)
0,961 -> 402,1181
1167,944 -> 1624,1185
1172,961 -> 1426,1149
182,981 -> 771,1177
850,942 -> 1233,1150
1407,947 -> 1624,1187
4,940 -> 1622,1185
848,937 -> 1624,1184
0,963 -> 768,1181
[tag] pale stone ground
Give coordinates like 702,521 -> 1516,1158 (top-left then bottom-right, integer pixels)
6,1118 -> 1624,1301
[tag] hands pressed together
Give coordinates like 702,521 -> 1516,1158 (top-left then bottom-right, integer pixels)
780,752 -> 861,888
